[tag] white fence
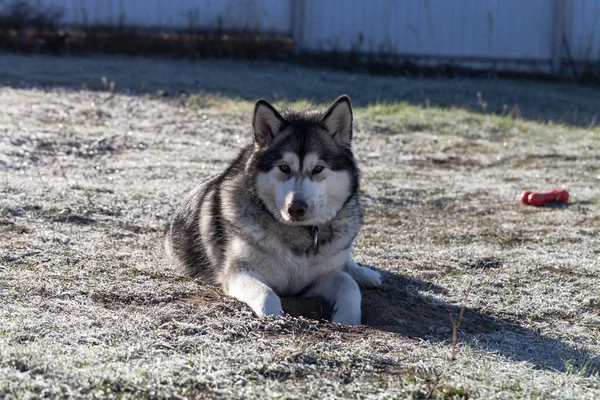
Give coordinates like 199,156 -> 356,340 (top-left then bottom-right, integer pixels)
7,0 -> 600,74
296,0 -> 600,74
567,0 -> 600,62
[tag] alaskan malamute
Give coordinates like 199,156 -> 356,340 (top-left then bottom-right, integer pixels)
165,96 -> 381,325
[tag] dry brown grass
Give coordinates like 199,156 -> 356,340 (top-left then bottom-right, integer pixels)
1,54 -> 599,399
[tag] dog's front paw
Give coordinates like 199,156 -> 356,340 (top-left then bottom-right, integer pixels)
331,308 -> 361,325
226,271 -> 283,318
255,292 -> 284,318
349,264 -> 382,288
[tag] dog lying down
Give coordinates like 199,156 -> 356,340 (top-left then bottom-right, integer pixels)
165,96 -> 381,325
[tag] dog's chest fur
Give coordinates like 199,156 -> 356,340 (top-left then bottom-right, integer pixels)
222,188 -> 361,296
229,222 -> 355,296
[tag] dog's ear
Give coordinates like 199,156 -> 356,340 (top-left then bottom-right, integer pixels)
321,95 -> 353,147
253,100 -> 286,147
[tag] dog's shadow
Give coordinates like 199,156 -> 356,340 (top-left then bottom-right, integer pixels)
281,268 -> 600,376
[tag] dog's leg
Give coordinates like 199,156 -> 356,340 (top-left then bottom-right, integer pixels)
305,270 -> 361,325
224,271 -> 283,318
346,259 -> 382,288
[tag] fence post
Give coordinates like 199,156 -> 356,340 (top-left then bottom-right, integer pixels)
551,0 -> 567,76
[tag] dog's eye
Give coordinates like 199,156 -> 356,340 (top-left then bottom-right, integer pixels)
312,166 -> 324,175
278,165 -> 291,174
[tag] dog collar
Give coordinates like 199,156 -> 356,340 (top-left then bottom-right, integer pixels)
311,226 -> 319,254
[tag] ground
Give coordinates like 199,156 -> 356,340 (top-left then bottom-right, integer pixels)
0,53 -> 599,399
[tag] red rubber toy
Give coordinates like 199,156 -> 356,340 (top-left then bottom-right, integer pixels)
521,190 -> 569,207
520,191 -> 531,204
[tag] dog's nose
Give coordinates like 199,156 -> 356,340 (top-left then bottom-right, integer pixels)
288,201 -> 307,219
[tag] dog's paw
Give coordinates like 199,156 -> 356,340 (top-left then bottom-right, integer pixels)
349,265 -> 382,288
331,308 -> 361,325
257,308 -> 284,318
255,293 -> 284,318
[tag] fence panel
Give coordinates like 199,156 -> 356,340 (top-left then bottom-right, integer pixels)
298,0 -> 555,61
566,0 -> 600,62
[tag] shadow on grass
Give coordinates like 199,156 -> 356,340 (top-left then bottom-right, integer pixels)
282,268 -> 600,377
538,200 -> 596,209
1,52 -> 599,128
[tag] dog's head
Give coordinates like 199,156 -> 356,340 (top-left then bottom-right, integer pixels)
250,96 -> 359,226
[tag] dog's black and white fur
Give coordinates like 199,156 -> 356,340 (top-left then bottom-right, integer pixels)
165,96 -> 381,325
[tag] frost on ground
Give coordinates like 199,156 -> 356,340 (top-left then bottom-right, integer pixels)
0,54 -> 599,399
